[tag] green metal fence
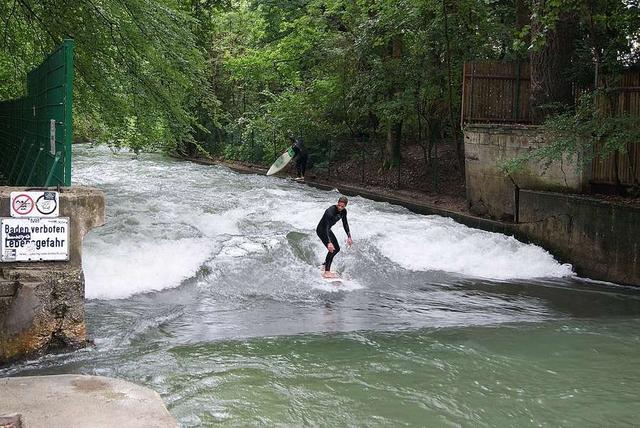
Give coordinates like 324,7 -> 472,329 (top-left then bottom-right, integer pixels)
0,39 -> 74,187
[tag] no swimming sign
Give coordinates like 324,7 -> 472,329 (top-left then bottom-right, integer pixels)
1,217 -> 70,262
10,191 -> 59,217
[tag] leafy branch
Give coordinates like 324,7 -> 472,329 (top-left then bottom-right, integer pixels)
502,90 -> 640,188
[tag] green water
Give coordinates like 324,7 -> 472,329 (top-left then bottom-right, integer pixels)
160,322 -> 640,426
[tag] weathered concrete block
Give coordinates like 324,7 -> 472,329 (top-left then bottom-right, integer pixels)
517,190 -> 640,286
0,375 -> 177,427
0,187 -> 104,364
464,124 -> 590,220
0,280 -> 16,297
0,267 -> 88,363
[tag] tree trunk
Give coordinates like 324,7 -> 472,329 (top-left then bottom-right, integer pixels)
515,0 -> 530,59
442,0 -> 463,170
515,0 -> 530,32
383,34 -> 403,169
530,1 -> 578,122
385,120 -> 402,168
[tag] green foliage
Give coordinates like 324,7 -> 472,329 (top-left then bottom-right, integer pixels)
522,0 -> 640,85
3,0 -> 636,171
0,0 -> 208,151
190,0 -> 521,166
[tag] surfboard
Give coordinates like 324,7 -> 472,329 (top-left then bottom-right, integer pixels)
267,147 -> 295,176
321,271 -> 342,284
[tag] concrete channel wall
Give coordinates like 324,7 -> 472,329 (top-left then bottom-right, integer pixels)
0,186 -> 105,364
464,124 -> 590,220
518,190 -> 640,286
462,123 -> 639,286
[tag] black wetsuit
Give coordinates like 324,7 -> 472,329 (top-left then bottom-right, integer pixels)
316,205 -> 351,271
291,138 -> 308,178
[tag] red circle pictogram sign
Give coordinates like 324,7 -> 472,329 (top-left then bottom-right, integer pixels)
12,194 -> 35,215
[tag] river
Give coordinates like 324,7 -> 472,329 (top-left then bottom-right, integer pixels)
2,145 -> 639,426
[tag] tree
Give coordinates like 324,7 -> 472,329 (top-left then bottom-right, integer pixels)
504,0 -> 640,190
186,0 -> 558,182
0,0 -> 207,152
529,0 -> 579,121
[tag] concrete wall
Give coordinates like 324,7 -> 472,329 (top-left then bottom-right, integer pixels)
0,187 -> 105,364
464,124 -> 590,220
517,190 -> 640,286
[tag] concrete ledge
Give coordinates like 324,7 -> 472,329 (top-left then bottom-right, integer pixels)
0,375 -> 177,428
304,180 -> 520,237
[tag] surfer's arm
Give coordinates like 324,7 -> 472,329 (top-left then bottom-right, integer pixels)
342,210 -> 351,238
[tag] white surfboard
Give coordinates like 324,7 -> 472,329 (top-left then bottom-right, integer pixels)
266,147 -> 295,176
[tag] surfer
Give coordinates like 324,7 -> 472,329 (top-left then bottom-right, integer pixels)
289,135 -> 308,181
316,196 -> 353,278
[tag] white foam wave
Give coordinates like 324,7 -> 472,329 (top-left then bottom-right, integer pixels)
217,236 -> 269,258
361,213 -> 574,280
75,146 -> 575,299
261,195 -> 573,280
191,210 -> 242,236
84,238 -> 213,300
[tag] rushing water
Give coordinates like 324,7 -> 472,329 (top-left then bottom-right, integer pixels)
2,146 -> 640,426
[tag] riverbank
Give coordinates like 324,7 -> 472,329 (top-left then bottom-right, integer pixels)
187,155 -> 470,216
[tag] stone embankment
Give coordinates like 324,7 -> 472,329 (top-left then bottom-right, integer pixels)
1,187 -> 177,427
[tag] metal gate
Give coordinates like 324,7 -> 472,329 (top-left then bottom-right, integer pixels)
0,39 -> 74,187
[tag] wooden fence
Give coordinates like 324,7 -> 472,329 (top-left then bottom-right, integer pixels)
460,61 -> 531,125
461,61 -> 640,187
591,72 -> 640,186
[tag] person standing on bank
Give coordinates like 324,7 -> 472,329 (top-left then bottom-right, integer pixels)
316,196 -> 353,278
289,135 -> 308,181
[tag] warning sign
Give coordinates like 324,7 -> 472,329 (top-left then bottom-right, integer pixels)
10,191 -> 59,218
1,217 -> 69,262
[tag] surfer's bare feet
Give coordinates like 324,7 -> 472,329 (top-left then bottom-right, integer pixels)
322,271 -> 334,278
